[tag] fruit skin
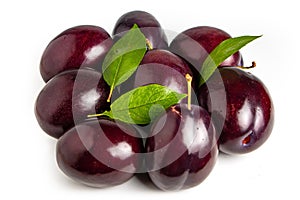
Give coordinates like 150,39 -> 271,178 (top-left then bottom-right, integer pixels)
145,104 -> 218,191
35,69 -> 110,139
116,49 -> 196,102
56,118 -> 144,188
113,10 -> 168,49
40,25 -> 113,82
135,49 -> 194,93
169,26 -> 242,73
197,67 -> 274,154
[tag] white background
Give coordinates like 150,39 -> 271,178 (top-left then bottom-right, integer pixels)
1,0 -> 299,199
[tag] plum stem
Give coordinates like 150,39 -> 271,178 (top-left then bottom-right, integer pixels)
146,38 -> 153,50
185,74 -> 192,111
237,61 -> 256,69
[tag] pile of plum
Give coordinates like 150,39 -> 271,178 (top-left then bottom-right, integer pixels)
35,11 -> 274,191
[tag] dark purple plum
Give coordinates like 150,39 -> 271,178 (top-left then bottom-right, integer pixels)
56,118 -> 143,188
116,49 -> 195,102
113,10 -> 168,49
170,26 -> 242,73
135,49 -> 194,93
40,25 -> 113,82
197,67 -> 274,154
35,69 -> 110,139
145,104 -> 218,191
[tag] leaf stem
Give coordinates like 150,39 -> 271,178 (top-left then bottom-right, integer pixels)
185,74 -> 192,111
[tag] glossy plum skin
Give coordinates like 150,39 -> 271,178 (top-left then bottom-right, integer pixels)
116,49 -> 195,101
56,119 -> 144,188
145,104 -> 218,191
35,69 -> 110,139
197,68 -> 274,154
113,10 -> 168,49
136,49 -> 194,93
40,25 -> 113,82
170,26 -> 242,73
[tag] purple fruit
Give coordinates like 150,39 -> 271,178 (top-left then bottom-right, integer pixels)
40,25 -> 112,82
35,69 -> 110,139
146,104 -> 218,190
197,67 -> 274,154
113,10 -> 168,49
56,119 -> 143,187
116,49 -> 195,101
136,49 -> 194,92
170,26 -> 242,73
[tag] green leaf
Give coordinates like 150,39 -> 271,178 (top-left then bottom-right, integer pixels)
102,24 -> 147,101
100,84 -> 187,124
199,35 -> 262,86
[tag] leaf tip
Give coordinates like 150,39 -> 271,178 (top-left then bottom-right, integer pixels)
132,24 -> 139,29
253,35 -> 263,40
